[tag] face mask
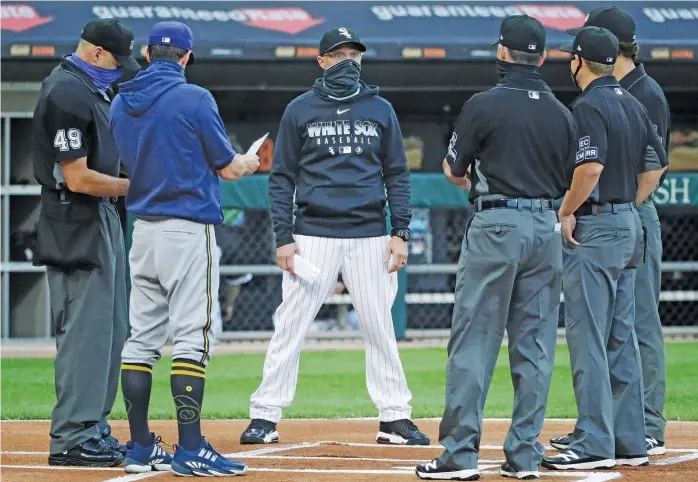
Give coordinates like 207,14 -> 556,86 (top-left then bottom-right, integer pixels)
322,59 -> 361,99
69,53 -> 123,91
570,56 -> 583,89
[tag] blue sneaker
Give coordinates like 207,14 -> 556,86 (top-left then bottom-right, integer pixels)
171,437 -> 247,477
124,433 -> 173,473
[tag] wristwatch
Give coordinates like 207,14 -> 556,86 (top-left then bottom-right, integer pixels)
391,229 -> 411,242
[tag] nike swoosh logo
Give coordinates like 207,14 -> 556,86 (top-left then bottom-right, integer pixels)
337,108 -> 350,114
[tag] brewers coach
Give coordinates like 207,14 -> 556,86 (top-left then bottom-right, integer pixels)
549,6 -> 671,457
32,19 -> 139,466
543,27 -> 667,471
416,15 -> 575,481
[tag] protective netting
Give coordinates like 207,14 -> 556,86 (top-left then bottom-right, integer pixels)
215,207 -> 698,332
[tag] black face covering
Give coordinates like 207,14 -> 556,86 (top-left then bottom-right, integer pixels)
570,56 -> 583,89
321,59 -> 361,99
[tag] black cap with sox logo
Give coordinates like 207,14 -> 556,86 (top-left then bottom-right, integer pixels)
319,27 -> 367,55
567,6 -> 637,44
80,18 -> 140,71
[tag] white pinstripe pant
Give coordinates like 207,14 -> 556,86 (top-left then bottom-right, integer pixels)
250,235 -> 413,423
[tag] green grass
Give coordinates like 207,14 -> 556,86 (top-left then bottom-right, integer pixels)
2,343 -> 697,421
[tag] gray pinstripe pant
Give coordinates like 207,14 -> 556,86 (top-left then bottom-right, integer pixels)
250,235 -> 413,423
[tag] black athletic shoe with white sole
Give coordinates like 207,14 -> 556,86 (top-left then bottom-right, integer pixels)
542,449 -> 616,470
616,454 -> 650,466
415,458 -> 480,480
550,434 -> 571,451
48,437 -> 124,467
499,462 -> 540,479
377,419 -> 430,445
240,419 -> 279,445
646,436 -> 666,455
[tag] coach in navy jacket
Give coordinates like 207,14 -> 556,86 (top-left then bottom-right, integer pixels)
241,28 -> 430,448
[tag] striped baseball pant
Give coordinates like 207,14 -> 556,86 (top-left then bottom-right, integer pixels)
122,217 -> 218,367
250,235 -> 413,423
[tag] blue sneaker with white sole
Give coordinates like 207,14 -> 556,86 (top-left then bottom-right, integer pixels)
171,437 -> 247,477
124,433 -> 173,473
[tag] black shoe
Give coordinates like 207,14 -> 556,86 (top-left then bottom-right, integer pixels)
48,437 -> 124,467
499,462 -> 539,479
101,426 -> 127,456
646,436 -> 666,456
415,458 -> 480,480
240,419 -> 279,444
550,434 -> 571,452
616,454 -> 649,466
542,449 -> 616,470
377,419 -> 430,446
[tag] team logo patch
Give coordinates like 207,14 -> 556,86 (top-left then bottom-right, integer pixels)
528,91 -> 540,99
338,27 -> 352,39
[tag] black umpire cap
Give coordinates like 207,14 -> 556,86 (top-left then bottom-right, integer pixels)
81,18 -> 140,71
319,27 -> 367,55
493,15 -> 546,54
560,26 -> 619,65
568,6 -> 636,43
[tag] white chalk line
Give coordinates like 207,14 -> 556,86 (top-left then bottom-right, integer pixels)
0,465 -> 123,471
653,452 -> 698,465
102,473 -> 164,482
575,473 -> 623,482
226,440 -> 322,458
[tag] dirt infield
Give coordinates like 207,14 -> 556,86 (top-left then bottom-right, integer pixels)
1,419 -> 697,481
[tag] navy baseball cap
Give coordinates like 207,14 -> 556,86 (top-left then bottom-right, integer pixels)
319,28 -> 367,55
81,18 -> 140,71
148,21 -> 195,65
567,6 -> 636,43
560,26 -> 619,65
493,15 -> 546,54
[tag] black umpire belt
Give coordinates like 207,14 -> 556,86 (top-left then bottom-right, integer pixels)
575,201 -> 635,217
475,197 -> 554,212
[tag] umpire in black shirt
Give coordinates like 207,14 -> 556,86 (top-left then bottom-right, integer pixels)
32,19 -> 138,466
416,16 -> 576,481
548,6 -> 672,457
542,27 -> 667,472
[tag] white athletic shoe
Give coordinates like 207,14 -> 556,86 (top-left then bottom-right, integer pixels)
646,437 -> 667,456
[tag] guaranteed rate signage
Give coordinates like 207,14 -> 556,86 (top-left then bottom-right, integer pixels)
2,1 -> 697,61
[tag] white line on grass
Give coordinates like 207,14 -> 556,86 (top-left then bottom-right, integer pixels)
653,452 -> 698,465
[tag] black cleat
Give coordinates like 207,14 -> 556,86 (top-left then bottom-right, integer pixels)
101,426 -> 127,456
646,436 -> 666,456
550,434 -> 571,452
377,419 -> 430,445
240,419 -> 279,444
416,458 -> 480,480
48,437 -> 124,467
499,462 -> 540,479
542,449 -> 616,470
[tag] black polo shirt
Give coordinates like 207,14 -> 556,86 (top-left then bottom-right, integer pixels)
569,75 -> 668,204
446,63 -> 576,202
32,57 -> 120,190
619,63 -> 671,185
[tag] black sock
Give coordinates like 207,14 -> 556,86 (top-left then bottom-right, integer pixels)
171,359 -> 206,451
121,364 -> 153,446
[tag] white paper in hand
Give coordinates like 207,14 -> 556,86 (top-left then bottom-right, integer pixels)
247,132 -> 269,156
293,254 -> 320,283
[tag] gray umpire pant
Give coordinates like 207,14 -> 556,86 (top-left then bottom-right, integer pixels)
439,202 -> 561,471
48,202 -> 128,453
635,199 -> 666,441
564,204 -> 646,459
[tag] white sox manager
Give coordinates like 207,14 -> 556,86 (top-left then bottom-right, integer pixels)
241,27 -> 430,447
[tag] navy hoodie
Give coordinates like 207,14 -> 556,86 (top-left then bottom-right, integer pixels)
109,60 -> 235,224
269,80 -> 411,247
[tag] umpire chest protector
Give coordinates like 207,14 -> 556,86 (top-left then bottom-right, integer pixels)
32,58 -> 121,270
